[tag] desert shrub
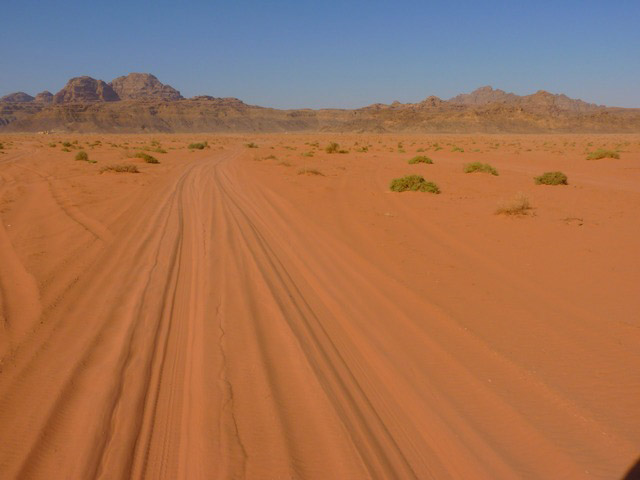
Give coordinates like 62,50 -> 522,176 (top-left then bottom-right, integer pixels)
586,149 -> 619,160
99,163 -> 139,174
49,142 -> 56,147
390,175 -> 440,193
135,152 -> 159,164
464,162 -> 499,176
301,151 -> 314,157
62,141 -> 72,147
325,142 -> 340,153
451,146 -> 464,152
188,142 -> 208,150
264,154 -> 277,160
297,168 -> 324,176
0,143 -> 3,149
496,192 -> 532,215
534,171 -> 568,185
355,146 -> 369,152
245,142 -> 258,148
408,155 -> 433,165
278,161 -> 292,167
75,151 -> 89,161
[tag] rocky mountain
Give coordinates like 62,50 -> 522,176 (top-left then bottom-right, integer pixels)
110,73 -> 183,101
449,86 -> 602,113
34,91 -> 54,104
449,86 -> 518,106
53,76 -> 120,104
1,76 -> 638,133
0,92 -> 35,103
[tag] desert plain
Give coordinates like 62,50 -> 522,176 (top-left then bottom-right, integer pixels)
0,133 -> 638,479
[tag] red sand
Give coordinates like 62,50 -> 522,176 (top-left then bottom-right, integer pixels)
0,134 -> 638,479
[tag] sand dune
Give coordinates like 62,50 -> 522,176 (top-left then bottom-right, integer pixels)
0,134 -> 638,479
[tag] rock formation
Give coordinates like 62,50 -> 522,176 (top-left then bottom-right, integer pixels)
34,91 -> 54,104
53,76 -> 120,104
0,92 -> 35,103
110,73 -> 182,101
0,75 -> 637,133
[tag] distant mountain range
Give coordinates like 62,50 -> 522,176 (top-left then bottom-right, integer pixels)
1,73 -> 638,133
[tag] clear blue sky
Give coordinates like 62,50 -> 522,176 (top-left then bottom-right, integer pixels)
1,0 -> 638,108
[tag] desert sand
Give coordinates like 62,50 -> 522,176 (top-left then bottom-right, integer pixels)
0,133 -> 638,479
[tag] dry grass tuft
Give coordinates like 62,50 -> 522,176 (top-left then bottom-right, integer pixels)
496,192 -> 532,215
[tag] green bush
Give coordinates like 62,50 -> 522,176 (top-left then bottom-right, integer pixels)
75,151 -> 89,161
464,162 -> 499,176
390,175 -> 440,193
188,142 -> 208,150
325,142 -> 340,153
408,155 -> 433,165
534,171 -> 568,185
135,152 -> 159,164
586,149 -> 619,160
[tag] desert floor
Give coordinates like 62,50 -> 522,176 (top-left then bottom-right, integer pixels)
0,133 -> 638,479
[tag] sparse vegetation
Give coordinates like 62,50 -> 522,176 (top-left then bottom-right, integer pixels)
408,155 -> 433,165
534,171 -> 568,185
298,167 -> 324,176
325,142 -> 340,153
99,163 -> 139,174
390,175 -> 440,193
62,141 -> 72,148
188,142 -> 208,150
451,146 -> 464,152
135,152 -> 160,164
464,162 -> 499,176
496,192 -> 532,215
586,149 -> 619,160
245,142 -> 258,148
